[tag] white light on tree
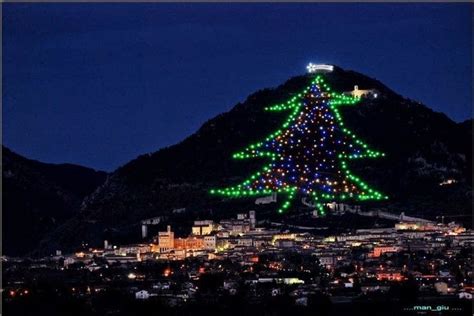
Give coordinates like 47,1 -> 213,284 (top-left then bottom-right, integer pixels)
306,63 -> 334,73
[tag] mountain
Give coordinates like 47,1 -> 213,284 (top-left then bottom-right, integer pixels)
2,146 -> 107,256
458,118 -> 472,136
36,66 -> 472,255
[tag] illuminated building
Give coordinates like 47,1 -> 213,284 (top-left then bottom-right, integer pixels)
174,236 -> 204,250
248,277 -> 305,285
319,256 -> 337,267
395,222 -> 437,231
272,233 -> 296,243
154,225 -> 174,253
203,235 -> 217,250
192,220 -> 215,236
371,246 -> 400,258
220,212 -> 256,235
237,238 -> 253,247
376,272 -> 404,281
63,257 -> 76,267
343,85 -> 379,99
249,210 -> 256,229
439,178 -> 457,186
135,290 -> 150,300
115,244 -> 151,256
275,239 -> 294,248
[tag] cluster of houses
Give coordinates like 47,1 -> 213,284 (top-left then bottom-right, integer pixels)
54,209 -> 474,306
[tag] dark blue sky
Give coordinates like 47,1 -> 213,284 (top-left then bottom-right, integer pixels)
3,3 -> 472,171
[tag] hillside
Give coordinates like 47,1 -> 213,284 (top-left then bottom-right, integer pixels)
2,146 -> 107,256
36,66 -> 472,255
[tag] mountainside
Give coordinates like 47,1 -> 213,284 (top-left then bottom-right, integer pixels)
2,146 -> 107,256
38,66 -> 472,255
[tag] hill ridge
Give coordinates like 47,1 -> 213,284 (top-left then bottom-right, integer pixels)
12,66 -> 472,256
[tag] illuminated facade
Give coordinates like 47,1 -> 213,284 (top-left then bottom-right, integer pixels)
192,220 -> 214,236
344,85 -> 379,99
376,272 -> 404,281
203,235 -> 217,250
154,225 -> 174,253
174,236 -> 204,250
371,246 -> 400,258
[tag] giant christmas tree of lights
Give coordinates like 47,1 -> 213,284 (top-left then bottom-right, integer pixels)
211,74 -> 387,214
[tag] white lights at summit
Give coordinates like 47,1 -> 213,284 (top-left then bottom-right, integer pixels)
306,63 -> 334,73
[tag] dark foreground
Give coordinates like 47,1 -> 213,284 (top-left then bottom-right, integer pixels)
4,288 -> 472,316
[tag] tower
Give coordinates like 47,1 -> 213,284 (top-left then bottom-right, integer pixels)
141,224 -> 148,239
249,210 -> 256,229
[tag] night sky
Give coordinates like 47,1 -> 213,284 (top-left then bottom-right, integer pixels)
3,3 -> 472,171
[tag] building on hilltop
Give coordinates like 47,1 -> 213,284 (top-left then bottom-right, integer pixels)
343,85 -> 379,99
